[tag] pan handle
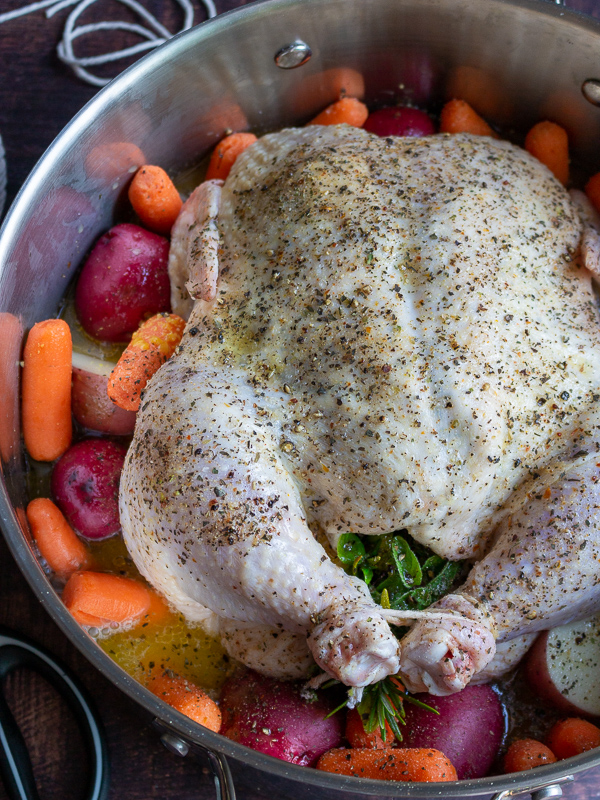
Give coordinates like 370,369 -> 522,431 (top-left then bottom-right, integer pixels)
490,775 -> 574,800
0,625 -> 109,800
159,731 -> 237,800
205,749 -> 237,800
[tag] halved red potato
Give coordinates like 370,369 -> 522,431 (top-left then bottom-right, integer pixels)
524,612 -> 600,717
72,352 -> 136,436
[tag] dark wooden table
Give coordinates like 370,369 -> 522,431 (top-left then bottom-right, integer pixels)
2,1 -> 600,798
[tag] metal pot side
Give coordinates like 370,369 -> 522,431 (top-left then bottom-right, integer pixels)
2,0 -> 600,796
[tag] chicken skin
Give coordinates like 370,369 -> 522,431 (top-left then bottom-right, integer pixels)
120,126 -> 600,692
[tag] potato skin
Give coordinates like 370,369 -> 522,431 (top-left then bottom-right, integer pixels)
524,631 -> 576,714
220,670 -> 344,766
524,627 -> 600,718
363,106 -> 435,138
401,684 -> 505,779
51,439 -> 127,540
72,368 -> 136,435
75,223 -> 170,343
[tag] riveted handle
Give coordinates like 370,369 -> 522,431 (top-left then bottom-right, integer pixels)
491,775 -> 574,800
155,722 -> 236,800
206,749 -> 236,800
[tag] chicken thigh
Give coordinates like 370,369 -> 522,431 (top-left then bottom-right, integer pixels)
120,126 -> 600,691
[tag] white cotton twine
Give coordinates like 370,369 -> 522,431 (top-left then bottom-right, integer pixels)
0,0 -> 217,86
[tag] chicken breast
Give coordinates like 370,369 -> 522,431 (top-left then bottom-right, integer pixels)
121,126 -> 600,689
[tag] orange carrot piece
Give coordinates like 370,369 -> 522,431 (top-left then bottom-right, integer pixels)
585,172 -> 600,215
346,708 -> 394,749
524,121 -> 569,185
205,133 -> 258,182
148,672 -> 222,731
139,591 -> 171,627
503,739 -> 557,773
128,165 -> 183,235
546,718 -> 600,760
107,312 -> 186,412
63,571 -> 151,627
309,97 -> 369,128
22,319 -> 72,462
316,747 -> 457,782
439,98 -> 496,138
27,498 -> 92,578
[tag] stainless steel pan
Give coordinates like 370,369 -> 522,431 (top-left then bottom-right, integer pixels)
1,0 -> 600,797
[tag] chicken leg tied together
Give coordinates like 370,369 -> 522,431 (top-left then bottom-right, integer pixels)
119,345 -> 400,687
399,455 -> 600,694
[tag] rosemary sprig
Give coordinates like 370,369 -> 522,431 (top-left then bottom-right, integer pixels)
359,677 -> 438,743
324,676 -> 438,742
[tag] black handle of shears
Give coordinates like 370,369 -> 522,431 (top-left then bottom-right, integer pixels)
0,625 -> 109,800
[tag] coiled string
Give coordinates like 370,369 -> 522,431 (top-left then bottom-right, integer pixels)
0,0 -> 217,86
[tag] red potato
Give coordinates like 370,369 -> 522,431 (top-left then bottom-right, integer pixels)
525,613 -> 600,717
51,439 -> 127,540
363,106 -> 435,138
72,353 -> 136,436
74,223 -> 170,343
401,684 -> 504,779
220,670 -> 343,766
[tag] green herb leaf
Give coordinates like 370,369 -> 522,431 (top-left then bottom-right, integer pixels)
387,712 -> 404,741
391,560 -> 463,611
404,694 -> 440,713
361,565 -> 374,585
426,559 -> 463,597
337,533 -> 366,566
391,535 -> 423,588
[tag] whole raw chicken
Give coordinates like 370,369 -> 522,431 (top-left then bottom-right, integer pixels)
120,125 -> 600,694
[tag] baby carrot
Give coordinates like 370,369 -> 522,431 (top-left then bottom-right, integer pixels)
63,571 -> 151,627
205,132 -> 258,182
22,319 -> 72,462
128,165 -> 183,235
439,98 -> 496,137
503,739 -> 557,773
107,312 -> 186,412
585,172 -> 600,215
346,708 -> 394,749
140,590 -> 171,627
316,747 -> 457,782
26,498 -> 92,578
546,718 -> 600,760
147,671 -> 222,731
309,97 -> 369,127
524,121 -> 569,185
